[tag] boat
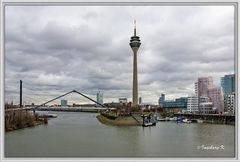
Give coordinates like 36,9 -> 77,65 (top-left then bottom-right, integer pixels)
157,117 -> 166,121
141,114 -> 157,127
165,117 -> 170,121
176,117 -> 183,123
142,122 -> 156,127
196,119 -> 203,123
169,117 -> 177,121
183,118 -> 191,124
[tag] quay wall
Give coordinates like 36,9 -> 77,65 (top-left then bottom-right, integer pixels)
174,114 -> 235,125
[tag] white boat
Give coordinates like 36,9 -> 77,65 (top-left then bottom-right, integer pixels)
157,117 -> 166,121
165,117 -> 170,121
183,118 -> 191,124
169,117 -> 177,121
197,119 -> 203,123
142,122 -> 156,127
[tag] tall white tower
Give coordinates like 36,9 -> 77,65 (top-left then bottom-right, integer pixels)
129,20 -> 141,107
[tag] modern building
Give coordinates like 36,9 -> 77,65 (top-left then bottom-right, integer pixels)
208,87 -> 224,114
96,92 -> 103,105
162,97 -> 188,108
187,96 -> 198,114
119,98 -> 128,104
198,96 -> 214,114
61,99 -> 67,107
158,94 -> 165,108
199,102 -> 214,114
139,97 -> 142,105
224,94 -> 235,115
198,76 -> 214,114
129,20 -> 141,107
221,74 -> 235,115
221,74 -> 235,95
195,82 -> 198,96
197,76 -> 213,99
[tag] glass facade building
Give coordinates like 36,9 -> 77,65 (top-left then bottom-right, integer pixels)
158,94 -> 165,107
221,74 -> 235,114
162,97 -> 188,108
221,74 -> 235,95
61,99 -> 67,107
96,92 -> 103,105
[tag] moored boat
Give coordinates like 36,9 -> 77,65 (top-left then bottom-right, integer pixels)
157,117 -> 166,121
142,122 -> 156,127
165,117 -> 170,121
197,119 -> 203,123
141,114 -> 157,127
177,117 -> 183,123
169,117 -> 177,121
183,118 -> 191,123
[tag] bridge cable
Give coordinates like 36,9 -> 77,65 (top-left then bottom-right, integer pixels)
72,90 -> 106,108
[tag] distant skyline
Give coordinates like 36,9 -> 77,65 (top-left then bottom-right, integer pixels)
5,5 -> 235,105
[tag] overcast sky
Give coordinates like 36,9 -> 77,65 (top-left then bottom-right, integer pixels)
4,5 -> 235,105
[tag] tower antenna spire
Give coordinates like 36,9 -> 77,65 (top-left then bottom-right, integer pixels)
134,20 -> 136,36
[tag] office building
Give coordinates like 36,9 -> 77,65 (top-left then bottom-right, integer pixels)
162,97 -> 188,108
198,96 -> 213,114
139,97 -> 142,105
97,92 -> 103,105
199,102 -> 214,114
187,96 -> 198,114
224,94 -> 235,114
208,87 -> 224,114
197,76 -> 213,112
221,74 -> 235,115
129,20 -> 141,107
159,97 -> 188,113
195,82 -> 198,96
61,99 -> 67,107
221,74 -> 235,95
197,76 -> 213,98
119,98 -> 128,104
158,94 -> 165,108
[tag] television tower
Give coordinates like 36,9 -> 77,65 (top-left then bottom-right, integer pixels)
129,20 -> 141,107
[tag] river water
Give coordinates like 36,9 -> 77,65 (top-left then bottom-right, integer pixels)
5,111 -> 235,158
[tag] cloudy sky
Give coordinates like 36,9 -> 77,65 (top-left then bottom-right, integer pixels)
4,5 -> 235,105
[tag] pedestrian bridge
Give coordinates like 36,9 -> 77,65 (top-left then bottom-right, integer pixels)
35,106 -> 116,112
5,90 -> 114,113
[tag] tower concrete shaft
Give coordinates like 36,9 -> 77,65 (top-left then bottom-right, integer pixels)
129,20 -> 141,107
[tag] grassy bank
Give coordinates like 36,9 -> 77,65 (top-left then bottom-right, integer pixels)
96,114 -> 141,126
5,110 -> 46,132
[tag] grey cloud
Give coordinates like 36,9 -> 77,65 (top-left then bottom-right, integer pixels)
4,5 -> 235,104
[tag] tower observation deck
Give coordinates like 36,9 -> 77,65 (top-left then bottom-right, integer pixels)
129,20 -> 141,107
